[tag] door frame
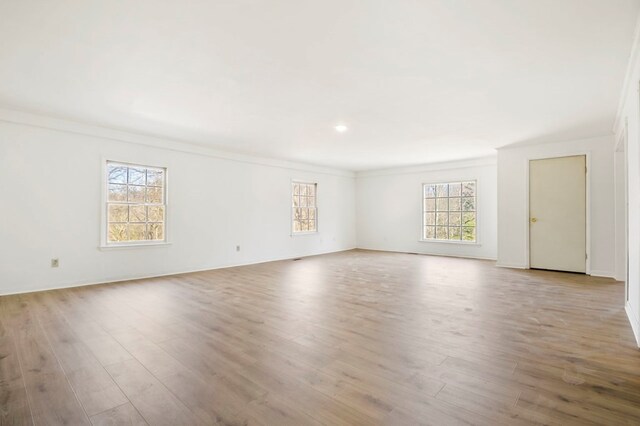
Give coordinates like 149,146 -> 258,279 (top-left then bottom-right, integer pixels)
524,152 -> 591,274
614,120 -> 629,297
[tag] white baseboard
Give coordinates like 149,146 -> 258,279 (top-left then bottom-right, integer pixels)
495,262 -> 528,269
0,247 -> 357,296
494,264 -> 616,278
356,247 -> 497,261
589,270 -> 616,278
625,302 -> 640,348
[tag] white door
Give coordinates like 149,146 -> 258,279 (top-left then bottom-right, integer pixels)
529,155 -> 586,273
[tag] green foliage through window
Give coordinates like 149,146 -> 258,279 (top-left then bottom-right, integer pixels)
106,162 -> 166,243
423,181 -> 476,242
292,182 -> 317,233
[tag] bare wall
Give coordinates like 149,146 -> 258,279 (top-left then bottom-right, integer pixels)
0,115 -> 356,295
615,21 -> 640,345
355,158 -> 498,260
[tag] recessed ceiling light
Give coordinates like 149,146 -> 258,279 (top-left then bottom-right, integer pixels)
334,124 -> 348,133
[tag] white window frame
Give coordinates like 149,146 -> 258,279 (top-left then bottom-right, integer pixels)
420,180 -> 479,244
100,160 -> 170,248
291,180 -> 318,235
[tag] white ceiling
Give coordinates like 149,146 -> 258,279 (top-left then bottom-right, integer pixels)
1,1 -> 638,170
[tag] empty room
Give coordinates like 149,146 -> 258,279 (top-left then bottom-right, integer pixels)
2,1 -> 640,425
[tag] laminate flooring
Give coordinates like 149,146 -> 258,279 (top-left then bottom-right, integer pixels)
1,249 -> 639,425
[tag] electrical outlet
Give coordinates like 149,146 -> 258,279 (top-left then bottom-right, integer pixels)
51,258 -> 59,268
236,245 -> 241,252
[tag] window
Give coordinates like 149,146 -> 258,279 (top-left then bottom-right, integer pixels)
105,161 -> 166,244
423,181 -> 476,242
292,182 -> 317,233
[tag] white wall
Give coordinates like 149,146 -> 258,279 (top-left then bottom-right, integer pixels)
615,21 -> 640,346
496,135 -> 616,278
356,158 -> 498,260
614,144 -> 627,282
0,112 -> 356,295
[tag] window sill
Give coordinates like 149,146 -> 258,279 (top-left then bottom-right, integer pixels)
418,239 -> 481,246
291,231 -> 319,236
99,241 -> 172,250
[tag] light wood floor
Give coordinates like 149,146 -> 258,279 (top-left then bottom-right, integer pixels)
1,250 -> 639,425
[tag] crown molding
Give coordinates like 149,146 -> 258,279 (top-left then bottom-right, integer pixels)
614,12 -> 640,135
496,134 -> 614,152
0,107 -> 355,178
356,155 -> 497,178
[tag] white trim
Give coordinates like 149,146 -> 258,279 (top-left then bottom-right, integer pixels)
495,262 -> 528,269
100,159 -> 169,247
0,107 -> 355,178
614,12 -> 640,135
496,134 -> 614,152
524,152 -> 591,274
0,247 -> 356,296
497,264 -> 613,278
420,180 -> 479,244
99,242 -> 172,251
589,270 -> 616,278
625,302 -> 640,348
614,119 -> 628,152
418,239 -> 481,246
613,123 -> 629,289
357,247 -> 496,261
290,179 -> 318,236
357,156 -> 496,178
